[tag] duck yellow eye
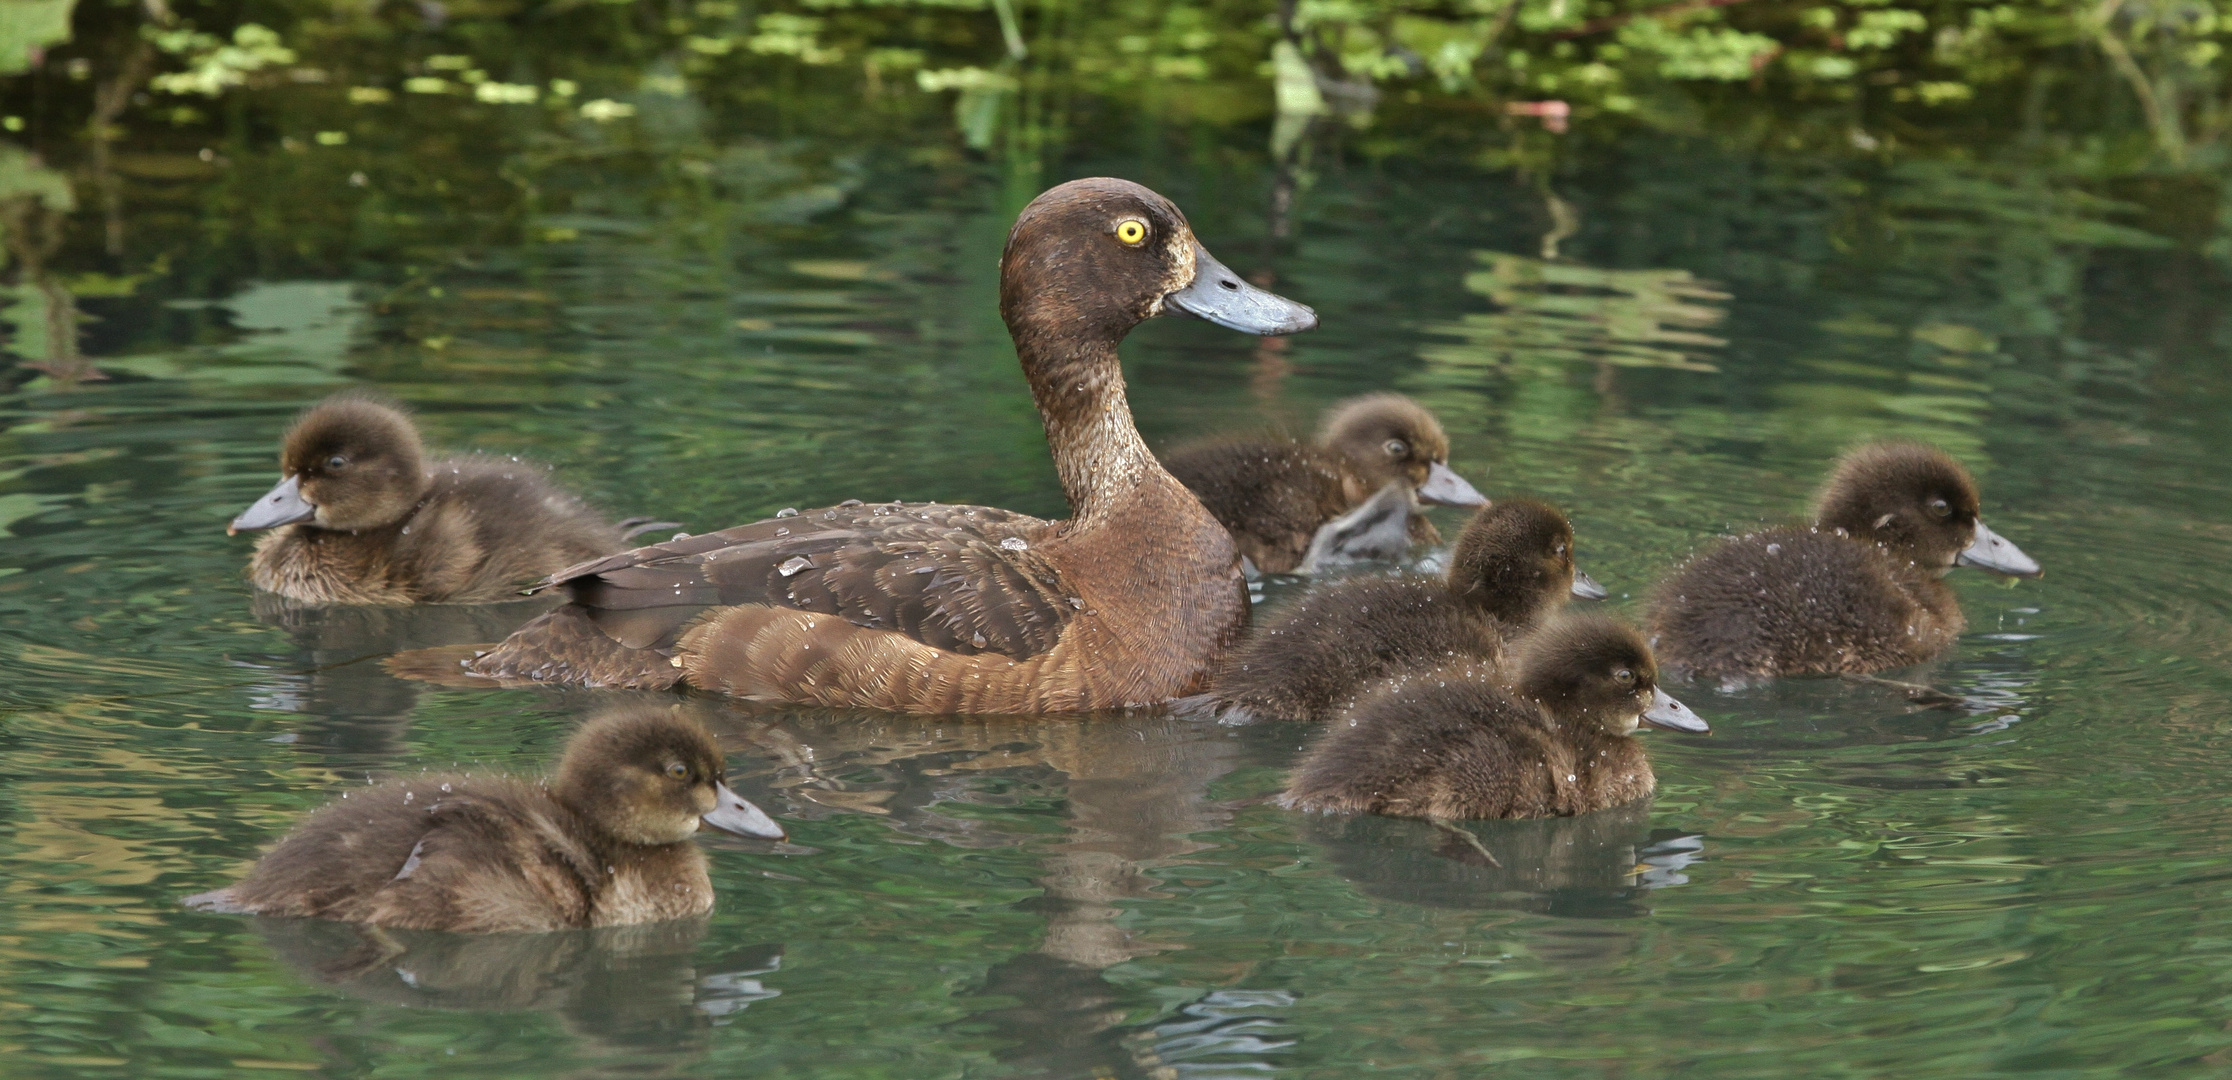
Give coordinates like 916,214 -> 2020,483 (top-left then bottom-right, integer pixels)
1114,219 -> 1148,246
1613,668 -> 1636,686
665,762 -> 688,780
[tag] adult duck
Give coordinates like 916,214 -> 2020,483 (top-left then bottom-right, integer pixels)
1648,441 -> 2040,681
1165,393 -> 1487,574
441,178 -> 1316,713
229,392 -> 658,604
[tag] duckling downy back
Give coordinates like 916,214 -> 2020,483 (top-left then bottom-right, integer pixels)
1165,393 -> 1486,574
1648,441 -> 2039,679
1209,499 -> 1598,722
1280,616 -> 1708,821
185,708 -> 784,933
231,392 -> 635,605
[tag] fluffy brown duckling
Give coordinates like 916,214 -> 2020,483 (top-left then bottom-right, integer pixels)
1280,615 -> 1709,823
1648,441 -> 2040,681
185,708 -> 786,933
1208,499 -> 1605,722
231,393 -> 648,604
1165,393 -> 1488,574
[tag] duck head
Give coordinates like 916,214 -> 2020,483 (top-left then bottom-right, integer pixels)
1448,500 -> 1604,626
229,394 -> 431,535
1319,393 -> 1487,508
1813,441 -> 2040,578
553,708 -> 786,845
1514,615 -> 1709,736
999,177 -> 1315,350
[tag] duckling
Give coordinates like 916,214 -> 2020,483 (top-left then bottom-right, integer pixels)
1648,441 -> 2040,681
1166,393 -> 1488,574
1280,615 -> 1709,822
184,708 -> 786,933
1209,499 -> 1605,722
230,392 -> 649,605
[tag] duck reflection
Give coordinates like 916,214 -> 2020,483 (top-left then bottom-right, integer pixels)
1660,645 -> 2040,757
247,915 -> 781,1073
695,699 -> 1695,1075
1296,800 -> 1704,919
700,702 -> 1291,1079
241,593 -> 560,761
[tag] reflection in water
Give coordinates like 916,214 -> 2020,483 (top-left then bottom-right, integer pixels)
1662,645 -> 2043,757
1418,251 -> 1729,379
1298,797 -> 1697,919
0,145 -> 96,385
1131,989 -> 1300,1080
704,704 -> 1299,1077
242,593 -> 559,761
247,915 -> 781,1075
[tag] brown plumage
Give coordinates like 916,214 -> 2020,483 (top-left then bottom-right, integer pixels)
1280,616 -> 1709,821
430,178 -> 1317,713
1648,441 -> 2041,680
184,708 -> 785,933
1208,500 -> 1595,722
230,393 -> 638,604
1164,393 -> 1487,574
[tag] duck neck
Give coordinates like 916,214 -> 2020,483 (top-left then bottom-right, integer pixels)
1013,328 -> 1166,528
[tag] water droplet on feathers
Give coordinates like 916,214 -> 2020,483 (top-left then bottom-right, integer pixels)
779,556 -> 813,577
774,527 -> 790,537
1000,537 -> 1028,551
840,498 -> 863,507
776,507 -> 799,518
972,633 -> 988,648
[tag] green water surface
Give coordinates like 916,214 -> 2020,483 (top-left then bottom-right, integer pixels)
2,10 -> 2231,1078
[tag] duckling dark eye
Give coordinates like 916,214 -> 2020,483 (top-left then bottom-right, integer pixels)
1927,498 -> 1952,519
664,762 -> 688,780
326,455 -> 348,471
1383,439 -> 1408,459
1613,668 -> 1636,686
1113,218 -> 1149,246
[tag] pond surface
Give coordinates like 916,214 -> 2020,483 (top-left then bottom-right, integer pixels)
3,24 -> 2232,1079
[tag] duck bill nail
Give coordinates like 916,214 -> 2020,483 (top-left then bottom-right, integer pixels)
1954,520 -> 2042,579
229,474 -> 316,535
1643,688 -> 1710,734
1417,461 -> 1489,507
702,782 -> 786,840
1166,242 -> 1317,335
1570,571 -> 1610,601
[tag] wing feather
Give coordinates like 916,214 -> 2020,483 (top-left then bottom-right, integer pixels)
535,502 -> 1075,661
